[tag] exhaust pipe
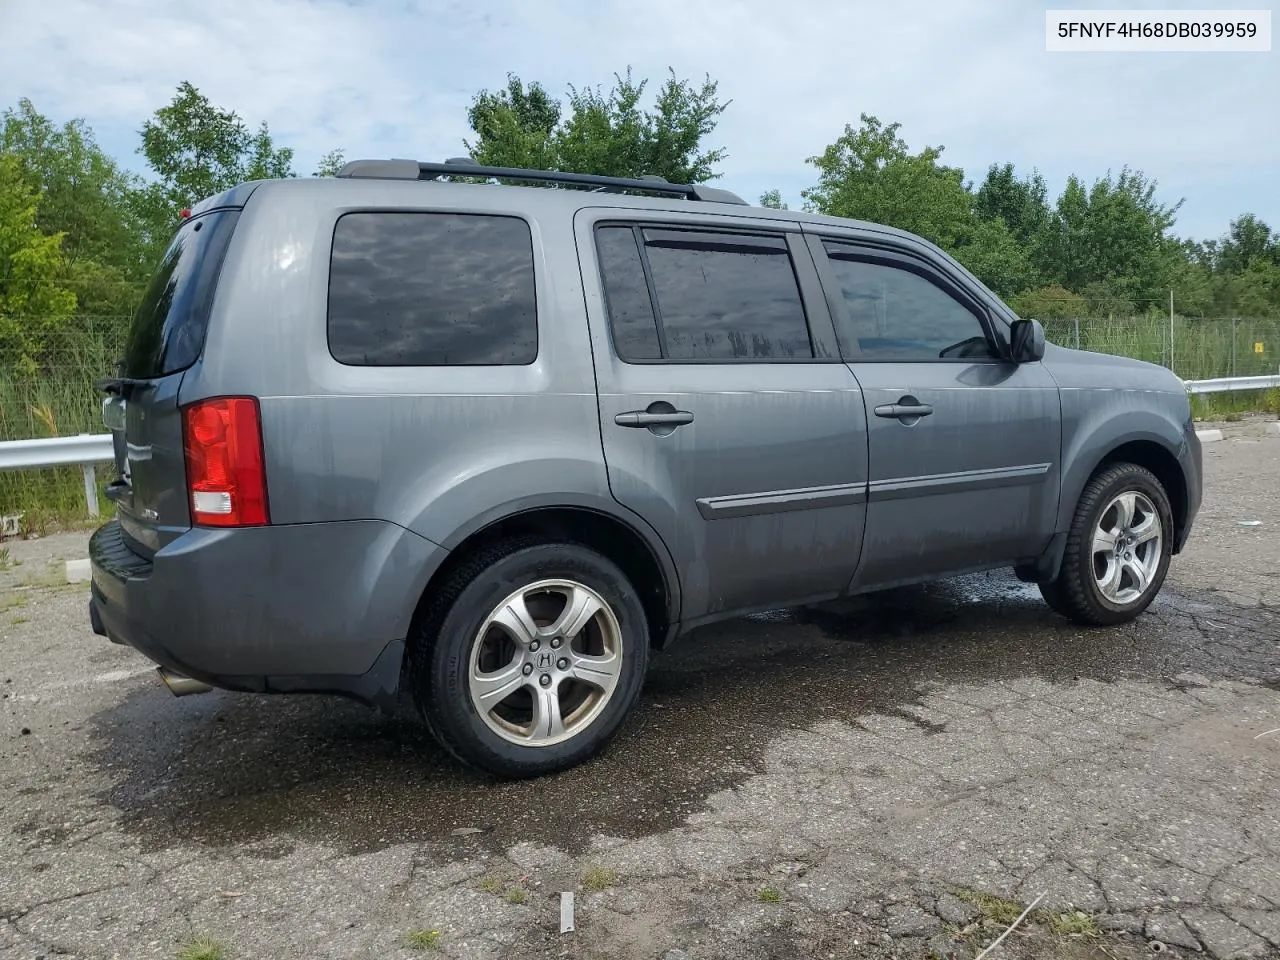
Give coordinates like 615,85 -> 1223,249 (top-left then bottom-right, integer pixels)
157,667 -> 212,697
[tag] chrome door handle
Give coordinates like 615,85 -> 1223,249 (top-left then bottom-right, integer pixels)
614,411 -> 694,427
874,394 -> 933,424
873,403 -> 933,419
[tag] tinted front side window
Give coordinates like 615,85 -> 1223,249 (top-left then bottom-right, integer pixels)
643,230 -> 813,361
823,244 -> 995,361
124,209 -> 241,378
328,213 -> 537,366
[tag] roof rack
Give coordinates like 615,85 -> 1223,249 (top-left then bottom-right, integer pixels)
335,157 -> 748,205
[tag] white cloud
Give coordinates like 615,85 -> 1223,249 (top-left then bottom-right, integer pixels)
1,0 -> 1274,238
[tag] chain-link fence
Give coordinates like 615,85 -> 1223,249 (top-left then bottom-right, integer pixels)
2,315 -> 1279,524
1,319 -> 129,442
1040,315 -> 1280,381
1,319 -> 129,526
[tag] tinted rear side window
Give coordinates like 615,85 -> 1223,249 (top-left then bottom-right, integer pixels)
328,212 -> 537,366
123,209 -> 241,378
641,229 -> 813,361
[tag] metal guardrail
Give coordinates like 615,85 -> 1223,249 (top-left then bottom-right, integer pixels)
0,434 -> 114,470
0,434 -> 114,518
0,373 -> 1277,524
1183,374 -> 1280,395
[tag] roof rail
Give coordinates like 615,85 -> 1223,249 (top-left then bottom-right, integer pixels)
335,158 -> 748,205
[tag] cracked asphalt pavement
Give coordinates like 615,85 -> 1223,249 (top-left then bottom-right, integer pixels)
2,424 -> 1278,960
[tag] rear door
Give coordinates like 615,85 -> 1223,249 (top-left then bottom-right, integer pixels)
806,234 -> 1062,590
575,209 -> 869,624
101,207 -> 243,554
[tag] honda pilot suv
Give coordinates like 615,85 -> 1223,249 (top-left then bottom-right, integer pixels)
89,159 -> 1202,777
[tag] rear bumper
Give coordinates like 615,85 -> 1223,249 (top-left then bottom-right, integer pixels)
89,518 -> 446,705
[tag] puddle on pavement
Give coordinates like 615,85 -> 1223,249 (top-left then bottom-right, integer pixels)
85,571 -> 1267,856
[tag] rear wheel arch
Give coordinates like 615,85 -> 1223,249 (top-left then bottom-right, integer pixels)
408,538 -> 650,776
411,503 -> 679,652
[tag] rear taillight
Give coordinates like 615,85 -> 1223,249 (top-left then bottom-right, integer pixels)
182,397 -> 269,527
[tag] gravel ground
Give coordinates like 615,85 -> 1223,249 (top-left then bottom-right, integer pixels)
1,425 -> 1278,960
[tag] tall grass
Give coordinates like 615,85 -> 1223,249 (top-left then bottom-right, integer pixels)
1,315 -> 1278,526
0,326 -> 125,529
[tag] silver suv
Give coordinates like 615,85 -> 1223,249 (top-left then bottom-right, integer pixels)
89,159 -> 1203,777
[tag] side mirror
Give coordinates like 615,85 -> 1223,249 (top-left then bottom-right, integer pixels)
1010,318 -> 1046,362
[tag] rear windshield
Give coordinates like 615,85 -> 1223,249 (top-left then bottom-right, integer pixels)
122,209 -> 241,378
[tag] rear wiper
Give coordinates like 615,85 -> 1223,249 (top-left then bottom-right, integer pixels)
94,376 -> 152,396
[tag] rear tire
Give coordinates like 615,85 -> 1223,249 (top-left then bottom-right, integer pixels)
1039,462 -> 1173,626
409,539 -> 648,778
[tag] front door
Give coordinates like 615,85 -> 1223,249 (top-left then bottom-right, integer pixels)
808,234 -> 1062,590
575,211 -> 869,623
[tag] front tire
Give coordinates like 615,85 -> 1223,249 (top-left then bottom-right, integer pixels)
409,540 -> 648,778
1039,462 -> 1173,626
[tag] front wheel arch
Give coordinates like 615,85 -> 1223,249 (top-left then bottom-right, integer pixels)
1029,438 -> 1188,585
1090,441 -> 1187,553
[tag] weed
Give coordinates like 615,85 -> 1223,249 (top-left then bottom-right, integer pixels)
17,571 -> 65,590
0,594 -> 26,612
756,887 -> 783,904
476,875 -> 504,894
581,865 -> 617,892
177,934 -> 228,960
503,886 -> 529,905
405,929 -> 442,950
1041,909 -> 1100,937
0,547 -> 10,569
952,888 -> 1024,926
951,888 -> 1101,942
29,403 -> 58,436
11,616 -> 28,625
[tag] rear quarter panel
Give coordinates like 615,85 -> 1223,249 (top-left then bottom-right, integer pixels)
190,180 -> 607,530
182,179 -> 680,623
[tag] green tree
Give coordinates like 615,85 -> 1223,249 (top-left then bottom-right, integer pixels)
313,149 -> 346,177
134,81 -> 295,261
803,115 -> 974,248
1168,247 -> 1215,316
2,99 -> 147,315
803,115 -> 1032,296
464,68 -> 729,184
1008,284 -> 1088,320
974,163 -> 1051,250
1078,279 -> 1137,317
759,189 -> 787,209
1174,216 -> 1280,315
1039,168 -> 1183,303
466,76 -> 562,171
0,155 -> 77,374
1217,214 -> 1276,273
950,217 -> 1037,299
1224,259 -> 1280,315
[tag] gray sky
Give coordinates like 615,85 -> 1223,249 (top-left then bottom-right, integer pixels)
2,0 -> 1275,241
